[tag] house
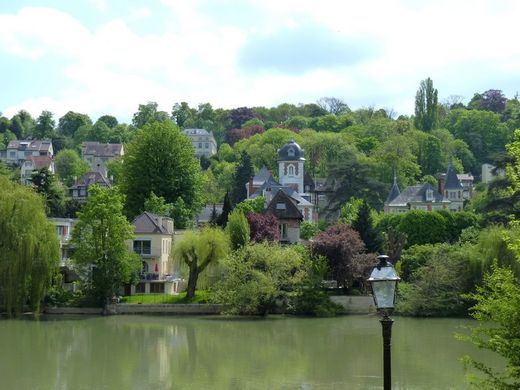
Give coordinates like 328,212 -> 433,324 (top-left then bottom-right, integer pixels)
182,128 -> 217,158
49,217 -> 78,291
385,181 -> 450,213
440,164 -> 464,211
20,155 -> 55,185
69,171 -> 111,202
125,212 -> 180,295
196,203 -> 223,225
81,142 -> 124,178
481,163 -> 505,184
436,168 -> 474,201
0,140 -> 53,166
265,190 -> 303,244
247,140 -> 317,224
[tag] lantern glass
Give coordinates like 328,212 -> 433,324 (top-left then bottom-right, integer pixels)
368,257 -> 400,310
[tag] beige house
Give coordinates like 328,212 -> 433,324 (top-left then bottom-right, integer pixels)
0,140 -> 53,166
182,128 -> 217,158
81,142 -> 124,178
49,217 -> 78,291
125,212 -> 180,295
20,155 -> 55,185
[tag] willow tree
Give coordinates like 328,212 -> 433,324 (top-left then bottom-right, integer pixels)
0,177 -> 59,316
174,227 -> 229,298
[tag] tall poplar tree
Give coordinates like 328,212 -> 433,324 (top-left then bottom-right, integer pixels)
0,177 -> 59,316
414,77 -> 439,131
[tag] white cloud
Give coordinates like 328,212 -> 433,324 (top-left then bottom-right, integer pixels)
1,1 -> 520,121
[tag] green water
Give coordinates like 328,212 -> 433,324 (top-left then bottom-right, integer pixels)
0,315 -> 500,390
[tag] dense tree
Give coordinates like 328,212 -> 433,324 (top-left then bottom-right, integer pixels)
228,107 -> 257,129
227,125 -> 265,145
97,115 -> 118,128
226,209 -> 250,250
470,89 -> 507,113
217,191 -> 232,227
174,227 -> 229,298
34,111 -> 55,139
54,149 -> 89,186
461,265 -> 520,389
230,151 -> 254,206
120,120 -> 203,218
72,185 -> 141,308
88,121 -> 111,143
31,168 -> 66,217
247,212 -> 280,242
212,242 -> 307,315
316,97 -> 350,115
57,111 -> 92,137
352,200 -> 379,252
132,102 -> 170,129
311,223 -> 366,291
171,102 -> 195,127
143,191 -> 173,216
0,177 -> 59,316
414,77 -> 438,131
396,210 -> 448,247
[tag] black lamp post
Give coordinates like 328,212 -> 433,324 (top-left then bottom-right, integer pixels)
367,255 -> 400,390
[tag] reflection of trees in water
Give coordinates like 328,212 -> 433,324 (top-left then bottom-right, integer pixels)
0,316 -> 503,389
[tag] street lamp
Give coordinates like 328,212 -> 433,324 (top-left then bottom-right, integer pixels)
367,254 -> 400,390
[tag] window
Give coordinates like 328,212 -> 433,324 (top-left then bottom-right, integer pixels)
9,151 -> 16,158
280,223 -> 288,239
205,143 -> 209,148
288,165 -> 295,176
150,283 -> 165,293
198,143 -> 202,148
135,283 -> 146,293
133,240 -> 151,255
142,261 -> 149,273
276,202 -> 286,210
426,189 -> 433,201
287,148 -> 295,157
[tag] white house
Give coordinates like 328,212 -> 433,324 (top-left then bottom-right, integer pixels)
182,128 -> 217,158
20,155 -> 55,185
0,140 -> 53,166
81,142 -> 124,178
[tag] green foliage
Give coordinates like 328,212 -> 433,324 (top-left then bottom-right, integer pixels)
0,177 -> 60,316
120,120 -> 203,219
414,77 -> 438,131
31,168 -> 67,217
72,185 -> 141,307
57,111 -> 92,137
461,264 -> 520,389
397,244 -> 475,317
174,227 -> 229,298
54,148 -> 89,186
143,191 -> 172,217
352,200 -> 379,252
397,210 -> 448,247
300,221 -> 321,240
212,242 -> 307,315
229,151 -> 254,206
234,196 -> 265,215
339,197 -> 363,224
226,209 -> 250,250
34,110 -> 55,139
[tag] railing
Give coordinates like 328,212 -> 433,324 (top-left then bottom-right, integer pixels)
140,272 -> 161,281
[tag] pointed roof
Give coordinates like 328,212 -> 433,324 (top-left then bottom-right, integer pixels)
444,164 -> 463,189
265,190 -> 303,220
69,171 -> 111,189
388,183 -> 448,206
132,211 -> 174,234
252,165 -> 272,185
386,173 -> 401,204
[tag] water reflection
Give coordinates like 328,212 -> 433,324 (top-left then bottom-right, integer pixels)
0,315 -> 500,390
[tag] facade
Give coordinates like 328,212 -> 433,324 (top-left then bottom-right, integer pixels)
442,164 -> 464,211
182,128 -> 217,158
49,218 -> 78,291
0,140 -> 53,166
265,190 -> 303,244
481,163 -> 505,184
81,142 -> 124,178
69,171 -> 111,202
20,155 -> 55,185
126,212 -> 180,295
385,182 -> 450,213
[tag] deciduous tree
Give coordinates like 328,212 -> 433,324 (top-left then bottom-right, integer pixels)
414,77 -> 438,131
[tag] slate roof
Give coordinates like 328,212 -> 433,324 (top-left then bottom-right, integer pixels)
444,164 -> 463,189
388,183 -> 447,206
81,142 -> 123,157
197,203 -> 223,224
265,190 -> 303,220
69,171 -> 111,189
277,140 -> 305,161
252,166 -> 272,185
132,212 -> 174,234
386,174 -> 401,203
183,128 -> 212,136
7,140 -> 52,152
250,177 -> 313,207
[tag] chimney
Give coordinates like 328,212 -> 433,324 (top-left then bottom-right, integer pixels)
248,176 -> 254,197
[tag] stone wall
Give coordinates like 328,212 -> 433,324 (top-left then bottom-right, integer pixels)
106,303 -> 223,315
330,295 -> 376,314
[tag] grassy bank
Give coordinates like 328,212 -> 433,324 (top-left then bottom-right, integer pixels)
120,290 -> 210,304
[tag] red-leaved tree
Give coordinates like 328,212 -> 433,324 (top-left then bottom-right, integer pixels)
247,212 -> 280,242
311,223 -> 366,291
227,125 -> 265,145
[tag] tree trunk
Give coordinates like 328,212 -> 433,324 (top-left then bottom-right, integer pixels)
186,263 -> 199,299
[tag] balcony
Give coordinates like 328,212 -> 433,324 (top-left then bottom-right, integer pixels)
140,272 -> 161,281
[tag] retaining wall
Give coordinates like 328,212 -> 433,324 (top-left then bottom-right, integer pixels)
330,295 -> 376,314
106,303 -> 223,315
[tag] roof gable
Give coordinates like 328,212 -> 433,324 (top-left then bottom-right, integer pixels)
132,212 -> 174,234
265,190 -> 303,220
445,164 -> 463,189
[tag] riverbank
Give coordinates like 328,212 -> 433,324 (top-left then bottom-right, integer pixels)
41,295 -> 376,315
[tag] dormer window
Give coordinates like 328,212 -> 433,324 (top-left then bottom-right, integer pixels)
287,148 -> 295,157
426,189 -> 433,201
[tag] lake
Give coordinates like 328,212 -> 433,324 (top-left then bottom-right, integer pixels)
0,315 -> 499,389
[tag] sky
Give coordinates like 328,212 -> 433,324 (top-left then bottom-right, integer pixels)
1,0 -> 519,123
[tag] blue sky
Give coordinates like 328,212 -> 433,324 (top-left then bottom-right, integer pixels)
1,0 -> 519,123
